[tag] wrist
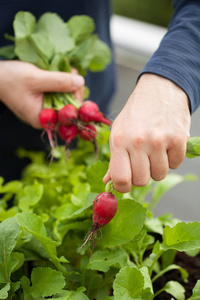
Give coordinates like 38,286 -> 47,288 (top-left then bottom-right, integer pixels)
136,73 -> 191,113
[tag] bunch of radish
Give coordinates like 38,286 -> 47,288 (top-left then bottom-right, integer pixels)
39,100 -> 112,155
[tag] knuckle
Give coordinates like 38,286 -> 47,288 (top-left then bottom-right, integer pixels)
150,133 -> 166,150
133,176 -> 150,187
132,133 -> 146,149
113,175 -> 130,187
110,130 -> 124,148
112,175 -> 132,193
169,134 -> 183,148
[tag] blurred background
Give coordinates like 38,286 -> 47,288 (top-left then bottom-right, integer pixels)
109,0 -> 200,221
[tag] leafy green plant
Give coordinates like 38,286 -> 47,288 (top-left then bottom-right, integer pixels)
0,126 -> 200,299
0,11 -> 111,110
1,10 -> 200,300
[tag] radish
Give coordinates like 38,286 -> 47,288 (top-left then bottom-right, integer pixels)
39,108 -> 58,150
92,192 -> 118,229
78,100 -> 112,126
80,181 -> 118,250
58,104 -> 78,126
79,123 -> 99,155
79,124 -> 97,142
58,124 -> 78,144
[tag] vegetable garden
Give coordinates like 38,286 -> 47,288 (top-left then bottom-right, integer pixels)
0,11 -> 200,300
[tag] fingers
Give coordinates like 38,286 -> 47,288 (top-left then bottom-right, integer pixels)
34,69 -> 85,93
108,145 -> 133,193
147,134 -> 169,181
106,132 -> 188,193
167,135 -> 189,169
130,150 -> 151,186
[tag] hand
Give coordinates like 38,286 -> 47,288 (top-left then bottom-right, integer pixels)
104,74 -> 191,193
0,60 -> 85,129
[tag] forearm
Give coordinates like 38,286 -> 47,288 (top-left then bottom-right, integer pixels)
138,0 -> 200,114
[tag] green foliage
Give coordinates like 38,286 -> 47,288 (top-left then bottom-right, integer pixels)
0,11 -> 112,110
0,127 -> 200,299
1,11 -> 111,75
112,0 -> 174,27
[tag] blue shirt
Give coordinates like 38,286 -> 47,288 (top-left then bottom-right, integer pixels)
139,0 -> 200,114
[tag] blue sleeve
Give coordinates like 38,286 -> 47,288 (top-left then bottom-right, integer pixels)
138,0 -> 200,114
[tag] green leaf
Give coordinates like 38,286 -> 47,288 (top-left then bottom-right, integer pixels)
113,266 -> 153,300
10,281 -> 20,297
0,180 -> 23,194
54,203 -> 77,220
53,288 -> 89,299
36,13 -> 75,53
50,53 -> 71,72
186,137 -> 200,157
18,181 -> 43,211
163,222 -> 200,251
152,264 -> 188,283
124,230 -> 154,265
0,206 -> 19,222
188,280 -> 200,299
71,182 -> 91,207
0,217 -> 21,282
13,11 -> 36,38
10,252 -> 25,273
86,161 -> 109,193
16,212 -> 46,236
88,38 -> 112,72
68,35 -> 111,74
29,32 -> 54,62
0,45 -> 15,59
156,281 -> 185,300
98,199 -> 147,248
87,248 -> 129,272
54,219 -> 91,242
68,15 -> 95,44
0,283 -> 10,299
15,37 -> 47,69
16,213 -> 65,272
29,267 -> 65,298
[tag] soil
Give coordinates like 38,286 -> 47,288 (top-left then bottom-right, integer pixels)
153,251 -> 200,299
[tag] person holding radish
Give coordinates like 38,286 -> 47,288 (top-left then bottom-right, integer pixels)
0,1 -> 115,182
103,0 -> 200,193
0,0 -> 200,195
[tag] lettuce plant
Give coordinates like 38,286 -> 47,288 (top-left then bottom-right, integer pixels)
0,127 -> 200,300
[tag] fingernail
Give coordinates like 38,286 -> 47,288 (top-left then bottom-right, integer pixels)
73,75 -> 85,89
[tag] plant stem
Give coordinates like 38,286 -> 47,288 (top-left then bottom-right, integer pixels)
149,249 -> 164,277
105,180 -> 115,193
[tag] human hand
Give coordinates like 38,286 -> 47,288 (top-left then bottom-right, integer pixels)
0,60 -> 85,129
103,74 -> 191,193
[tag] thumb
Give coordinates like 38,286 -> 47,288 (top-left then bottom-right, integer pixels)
35,69 -> 85,93
103,169 -> 111,184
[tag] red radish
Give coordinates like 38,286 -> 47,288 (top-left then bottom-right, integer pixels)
79,124 -> 97,142
78,100 -> 112,126
58,124 -> 78,144
80,191 -> 118,249
58,104 -> 78,126
39,108 -> 58,149
92,192 -> 118,228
